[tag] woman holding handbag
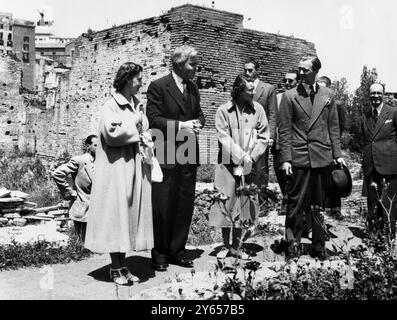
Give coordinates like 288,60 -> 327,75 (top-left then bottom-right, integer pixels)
210,74 -> 270,259
85,62 -> 154,285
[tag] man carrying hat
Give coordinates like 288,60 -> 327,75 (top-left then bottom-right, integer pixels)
278,56 -> 345,260
361,83 -> 397,239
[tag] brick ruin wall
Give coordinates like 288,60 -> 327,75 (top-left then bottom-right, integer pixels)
0,54 -> 27,153
8,5 -> 317,163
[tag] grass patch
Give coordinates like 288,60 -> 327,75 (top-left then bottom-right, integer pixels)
0,227 -> 92,271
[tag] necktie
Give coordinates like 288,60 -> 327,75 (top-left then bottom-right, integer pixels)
373,108 -> 378,123
182,79 -> 188,99
309,85 -> 315,105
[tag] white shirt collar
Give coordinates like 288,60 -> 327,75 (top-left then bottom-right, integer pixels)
172,71 -> 184,85
302,82 -> 317,94
253,78 -> 259,91
172,71 -> 185,93
372,102 -> 384,114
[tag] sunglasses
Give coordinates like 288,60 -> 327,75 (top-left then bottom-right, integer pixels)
370,91 -> 383,95
283,78 -> 294,83
244,68 -> 254,73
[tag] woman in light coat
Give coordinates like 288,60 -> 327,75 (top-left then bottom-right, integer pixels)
210,74 -> 269,259
85,62 -> 154,285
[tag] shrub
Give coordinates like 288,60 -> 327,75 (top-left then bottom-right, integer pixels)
0,151 -> 63,207
197,164 -> 215,183
188,189 -> 222,246
0,227 -> 92,271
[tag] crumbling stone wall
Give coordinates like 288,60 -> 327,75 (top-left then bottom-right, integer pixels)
0,54 -> 27,153
24,4 -> 316,162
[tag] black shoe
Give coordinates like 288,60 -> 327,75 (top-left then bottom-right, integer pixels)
153,263 -> 168,272
311,249 -> 327,261
332,210 -> 343,221
286,242 -> 301,259
169,257 -> 194,268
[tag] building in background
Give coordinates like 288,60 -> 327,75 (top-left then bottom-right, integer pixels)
35,10 -> 74,67
0,12 -> 35,91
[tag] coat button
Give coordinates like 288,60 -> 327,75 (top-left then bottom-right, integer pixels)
245,119 -> 249,123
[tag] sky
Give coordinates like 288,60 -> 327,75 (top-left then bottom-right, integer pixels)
1,0 -> 396,92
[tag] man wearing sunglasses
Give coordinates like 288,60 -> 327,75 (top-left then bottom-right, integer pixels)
244,59 -> 277,205
275,69 -> 299,196
361,83 -> 397,240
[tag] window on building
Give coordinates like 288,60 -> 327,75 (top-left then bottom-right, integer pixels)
0,24 -> 3,29
8,25 -> 12,31
6,40 -> 12,47
22,52 -> 29,62
23,44 -> 29,51
23,36 -> 29,43
0,32 -> 2,39
52,51 -> 56,55
7,34 -> 11,41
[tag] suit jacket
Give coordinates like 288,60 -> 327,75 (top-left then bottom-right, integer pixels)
361,103 -> 397,177
52,153 -> 94,222
278,83 -> 342,168
146,73 -> 205,168
254,80 -> 277,140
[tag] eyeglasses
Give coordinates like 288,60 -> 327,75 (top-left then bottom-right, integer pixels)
298,67 -> 311,74
283,78 -> 294,84
370,91 -> 383,96
244,68 -> 254,73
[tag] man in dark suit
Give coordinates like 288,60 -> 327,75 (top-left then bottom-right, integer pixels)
278,56 -> 345,260
244,60 -> 277,203
146,45 -> 205,272
361,83 -> 397,239
318,75 -> 346,221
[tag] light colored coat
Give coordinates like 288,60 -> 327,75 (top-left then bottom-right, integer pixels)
52,153 -> 94,223
215,100 -> 269,166
84,92 -> 153,253
209,100 -> 269,228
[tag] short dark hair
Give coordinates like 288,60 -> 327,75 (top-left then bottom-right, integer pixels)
231,74 -> 253,101
113,62 -> 143,91
318,76 -> 332,88
300,56 -> 322,73
85,134 -> 98,146
245,59 -> 260,70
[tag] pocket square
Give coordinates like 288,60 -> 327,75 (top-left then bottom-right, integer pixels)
385,119 -> 392,124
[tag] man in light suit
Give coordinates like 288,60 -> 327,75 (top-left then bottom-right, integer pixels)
361,83 -> 397,239
278,56 -> 345,260
147,45 -> 205,272
244,59 -> 277,204
52,135 -> 97,242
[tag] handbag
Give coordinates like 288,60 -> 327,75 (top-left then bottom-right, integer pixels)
151,156 -> 163,182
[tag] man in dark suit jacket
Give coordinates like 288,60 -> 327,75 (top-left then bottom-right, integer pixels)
361,83 -> 397,239
146,45 -> 205,272
244,60 -> 277,203
278,56 -> 345,260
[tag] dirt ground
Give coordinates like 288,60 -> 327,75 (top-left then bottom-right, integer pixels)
0,208 -> 365,300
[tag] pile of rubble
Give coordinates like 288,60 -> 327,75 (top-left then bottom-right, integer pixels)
0,187 -> 69,229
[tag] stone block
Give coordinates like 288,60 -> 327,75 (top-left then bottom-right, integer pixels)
13,218 -> 27,227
